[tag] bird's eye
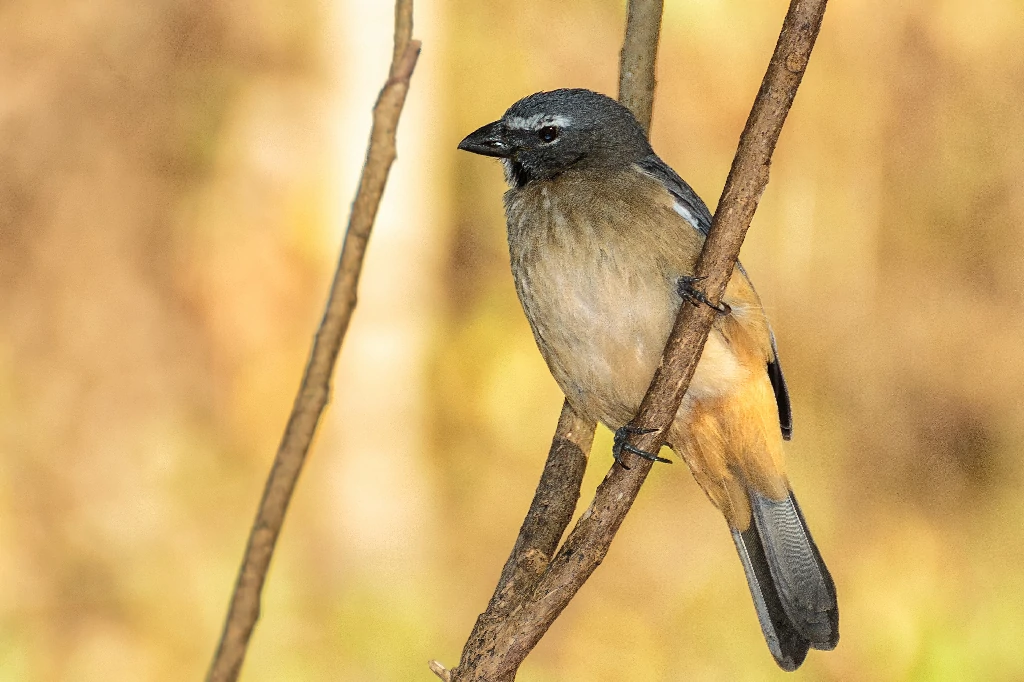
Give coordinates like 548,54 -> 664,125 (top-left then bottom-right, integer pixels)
538,126 -> 559,142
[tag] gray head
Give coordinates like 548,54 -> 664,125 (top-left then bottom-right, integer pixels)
458,89 -> 652,188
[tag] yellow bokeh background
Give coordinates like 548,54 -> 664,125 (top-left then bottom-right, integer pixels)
2,0 -> 1023,680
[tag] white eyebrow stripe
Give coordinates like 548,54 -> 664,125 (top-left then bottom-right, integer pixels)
506,113 -> 573,130
505,116 -> 533,130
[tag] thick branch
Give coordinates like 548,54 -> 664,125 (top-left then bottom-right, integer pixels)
432,4 -> 669,682
444,402 -> 593,681
432,6 -> 667,682
205,4 -> 420,681
442,0 -> 829,679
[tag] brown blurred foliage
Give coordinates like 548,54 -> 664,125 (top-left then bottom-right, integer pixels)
2,0 -> 1023,680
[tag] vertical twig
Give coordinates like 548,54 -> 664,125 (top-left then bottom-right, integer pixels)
618,0 -> 665,133
205,3 -> 421,681
431,2 -> 666,681
435,0 -> 829,679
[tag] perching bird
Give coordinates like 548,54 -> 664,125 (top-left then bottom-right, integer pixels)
458,88 -> 838,670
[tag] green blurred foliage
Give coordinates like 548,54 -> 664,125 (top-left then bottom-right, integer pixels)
2,0 -> 1024,680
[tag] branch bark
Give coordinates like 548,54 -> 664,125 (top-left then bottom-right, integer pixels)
435,0 -> 828,679
442,402 -> 594,682
618,0 -> 664,133
205,3 -> 420,681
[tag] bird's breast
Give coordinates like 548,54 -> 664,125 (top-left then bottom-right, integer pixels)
505,174 -> 695,426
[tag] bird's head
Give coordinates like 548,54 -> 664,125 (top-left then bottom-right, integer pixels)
458,88 -> 652,188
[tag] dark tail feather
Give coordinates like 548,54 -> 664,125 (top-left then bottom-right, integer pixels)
731,526 -> 810,671
731,490 -> 839,671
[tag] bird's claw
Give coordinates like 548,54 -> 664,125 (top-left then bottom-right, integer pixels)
612,425 -> 672,469
677,275 -> 731,315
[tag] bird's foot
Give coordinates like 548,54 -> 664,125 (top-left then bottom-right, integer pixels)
677,275 -> 731,315
612,425 -> 672,469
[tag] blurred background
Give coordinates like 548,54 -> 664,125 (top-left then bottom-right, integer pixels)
2,0 -> 1023,680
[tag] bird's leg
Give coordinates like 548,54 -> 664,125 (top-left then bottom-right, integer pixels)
612,425 -> 672,469
677,275 -> 731,315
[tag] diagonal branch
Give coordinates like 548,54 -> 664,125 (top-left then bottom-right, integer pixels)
442,402 -> 594,682
205,3 -> 421,681
433,2 -> 666,681
436,0 -> 829,679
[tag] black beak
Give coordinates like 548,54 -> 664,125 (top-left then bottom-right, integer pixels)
457,120 -> 509,158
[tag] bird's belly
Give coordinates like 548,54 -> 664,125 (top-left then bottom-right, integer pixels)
523,262 -> 672,426
516,252 -> 746,429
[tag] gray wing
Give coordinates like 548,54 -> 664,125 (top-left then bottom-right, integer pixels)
636,154 -> 713,234
638,153 -> 793,439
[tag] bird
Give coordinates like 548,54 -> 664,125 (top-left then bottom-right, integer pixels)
457,88 -> 838,670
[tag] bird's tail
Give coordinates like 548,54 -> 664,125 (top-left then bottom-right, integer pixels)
730,489 -> 839,671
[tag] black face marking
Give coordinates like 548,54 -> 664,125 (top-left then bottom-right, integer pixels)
509,160 -> 532,189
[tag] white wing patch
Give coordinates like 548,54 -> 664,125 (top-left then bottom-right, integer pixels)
506,113 -> 572,130
673,201 -> 700,230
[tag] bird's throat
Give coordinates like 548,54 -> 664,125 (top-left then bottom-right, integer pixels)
504,158 -> 532,189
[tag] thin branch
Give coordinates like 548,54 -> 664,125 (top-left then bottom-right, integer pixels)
441,0 -> 829,679
428,660 -> 452,682
435,3 -> 667,682
205,3 -> 421,681
618,0 -> 664,133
